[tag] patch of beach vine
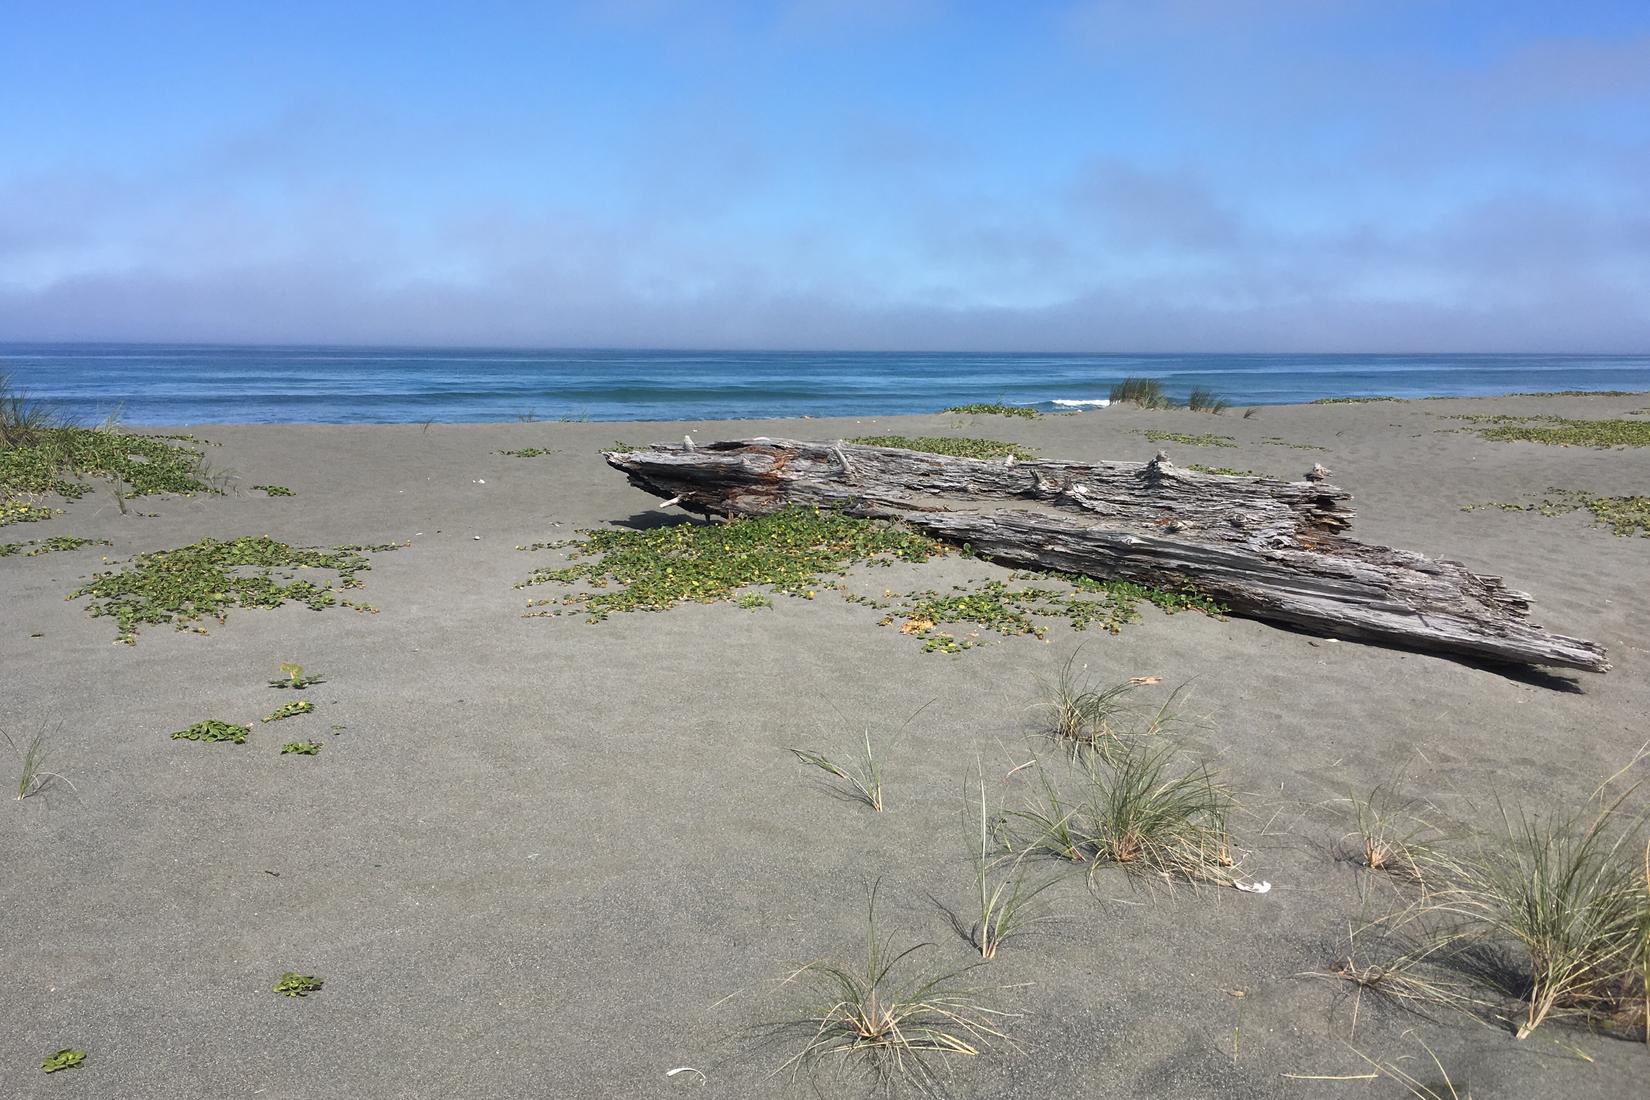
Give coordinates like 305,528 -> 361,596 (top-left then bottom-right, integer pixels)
519,509 -> 1225,651
518,507 -> 947,620
0,422 -> 220,501
1511,389 -> 1643,398
262,700 -> 315,723
252,484 -> 294,496
171,720 -> 251,745
70,536 -> 399,643
873,574 -> 1224,654
1312,396 -> 1399,404
849,435 -> 1037,461
944,403 -> 1039,419
1462,489 -> 1649,539
0,534 -> 110,558
0,500 -> 59,527
1448,414 -> 1650,448
1137,430 -> 1236,448
1186,464 -> 1264,478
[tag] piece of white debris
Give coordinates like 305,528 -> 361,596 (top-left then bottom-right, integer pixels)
473,536 -> 482,541
474,479 -> 486,484
665,1066 -> 706,1083
1235,880 -> 1272,894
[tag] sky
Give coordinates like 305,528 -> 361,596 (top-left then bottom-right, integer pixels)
1,0 -> 1647,352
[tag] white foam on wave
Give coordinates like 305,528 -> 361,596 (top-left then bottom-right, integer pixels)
1051,398 -> 1111,408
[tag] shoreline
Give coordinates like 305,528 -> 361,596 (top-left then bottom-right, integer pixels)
126,386 -> 1650,432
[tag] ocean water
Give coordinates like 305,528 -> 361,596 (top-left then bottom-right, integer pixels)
2,344 -> 1648,426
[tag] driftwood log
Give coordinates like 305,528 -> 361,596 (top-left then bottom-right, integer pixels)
604,439 -> 1609,673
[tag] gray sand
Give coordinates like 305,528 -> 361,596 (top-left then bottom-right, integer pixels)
3,395 -> 1647,1098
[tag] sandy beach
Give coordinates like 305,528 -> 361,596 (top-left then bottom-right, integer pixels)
3,393 -> 1648,1099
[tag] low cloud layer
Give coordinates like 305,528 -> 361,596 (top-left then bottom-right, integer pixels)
1,2 -> 1646,351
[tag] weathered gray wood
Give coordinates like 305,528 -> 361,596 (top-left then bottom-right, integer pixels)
604,438 -> 1609,673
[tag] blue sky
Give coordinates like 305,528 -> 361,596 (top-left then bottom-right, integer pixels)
2,0 -> 1647,350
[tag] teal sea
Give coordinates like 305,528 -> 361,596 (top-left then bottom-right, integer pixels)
3,344 -> 1648,425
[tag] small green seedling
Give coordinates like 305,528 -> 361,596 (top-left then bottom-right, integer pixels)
271,661 -> 322,688
273,972 -> 324,997
171,720 -> 250,744
280,741 -> 322,756
262,700 -> 315,723
41,1048 -> 86,1073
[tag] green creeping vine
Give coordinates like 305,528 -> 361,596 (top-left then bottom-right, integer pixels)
881,576 -> 1224,653
849,436 -> 1037,461
1,500 -> 59,527
262,700 -> 315,723
1449,414 -> 1650,448
252,484 -> 295,496
172,720 -> 251,745
518,507 -> 944,621
1463,489 -> 1650,538
519,508 -> 1225,652
1,426 -> 216,501
944,403 -> 1039,418
273,972 -> 324,997
280,741 -> 322,755
1138,430 -> 1236,448
69,536 -> 398,643
1,535 -> 109,557
41,1049 -> 86,1073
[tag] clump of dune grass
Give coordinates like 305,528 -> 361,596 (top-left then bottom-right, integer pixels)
1036,649 -> 1141,749
1002,764 -> 1089,863
955,768 -> 1065,958
1186,387 -> 1229,414
1335,758 -> 1650,1040
791,731 -> 887,813
1312,921 -> 1486,1040
1034,651 -> 1182,755
1,372 -> 65,448
1418,791 -> 1649,1039
1109,377 -> 1176,409
1344,778 -> 1444,884
789,703 -> 930,813
774,882 -> 1012,1096
2,725 -> 73,800
1078,739 -> 1237,885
